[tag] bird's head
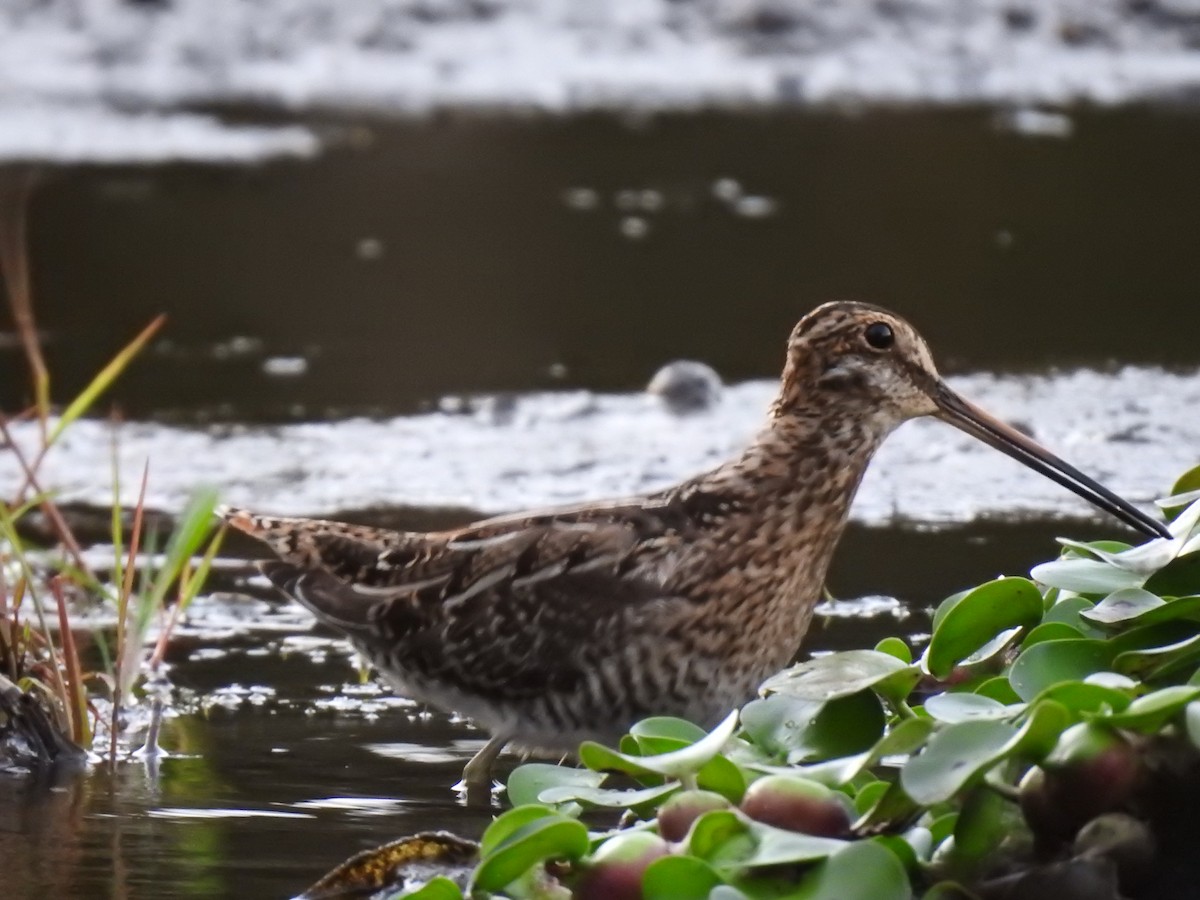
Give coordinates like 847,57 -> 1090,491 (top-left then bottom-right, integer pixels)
774,300 -> 1168,539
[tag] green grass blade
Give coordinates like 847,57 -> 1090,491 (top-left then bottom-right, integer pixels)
137,487 -> 220,636
48,314 -> 165,445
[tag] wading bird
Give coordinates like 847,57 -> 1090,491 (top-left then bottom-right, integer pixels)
223,302 -> 1167,791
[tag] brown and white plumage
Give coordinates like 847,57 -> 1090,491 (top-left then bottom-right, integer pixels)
222,301 -> 1166,789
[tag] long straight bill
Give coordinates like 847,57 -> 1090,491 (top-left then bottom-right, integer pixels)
934,384 -> 1170,540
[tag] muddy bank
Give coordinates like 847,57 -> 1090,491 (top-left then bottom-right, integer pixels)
4,0 -> 1200,133
5,366 -> 1195,529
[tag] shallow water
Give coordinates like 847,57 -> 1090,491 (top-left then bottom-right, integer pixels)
2,105 -> 1199,898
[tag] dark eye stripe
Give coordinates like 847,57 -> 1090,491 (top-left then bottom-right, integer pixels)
864,322 -> 894,350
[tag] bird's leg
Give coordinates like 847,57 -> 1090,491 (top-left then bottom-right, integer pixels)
459,733 -> 509,794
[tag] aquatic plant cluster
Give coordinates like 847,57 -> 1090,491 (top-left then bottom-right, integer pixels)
0,182 -> 224,769
307,468 -> 1200,900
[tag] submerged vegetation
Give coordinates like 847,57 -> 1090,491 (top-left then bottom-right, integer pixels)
305,468 -> 1200,900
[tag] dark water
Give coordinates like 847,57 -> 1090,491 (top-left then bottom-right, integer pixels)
3,106 -> 1200,898
4,107 -> 1200,420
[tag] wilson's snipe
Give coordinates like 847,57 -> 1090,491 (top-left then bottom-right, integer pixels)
223,302 -> 1166,790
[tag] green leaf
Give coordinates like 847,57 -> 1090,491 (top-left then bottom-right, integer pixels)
697,753 -> 748,803
797,837 -> 911,900
1031,558 -> 1144,594
1081,589 -> 1168,626
761,651 -> 919,705
1032,680 -> 1132,715
643,855 -> 724,900
741,691 -> 885,765
539,781 -> 678,809
875,637 -> 912,663
763,715 -> 936,789
854,781 -> 922,832
974,677 -> 1022,704
1171,465 -> 1200,501
1042,596 -> 1107,638
901,721 -> 1017,805
686,809 -> 753,864
901,702 -> 1066,805
1094,685 -> 1200,732
480,806 -> 557,857
953,787 -> 1020,871
853,780 -> 891,817
630,717 -> 708,754
923,692 -> 1014,724
1008,639 -> 1114,702
926,578 -> 1043,679
1186,701 -> 1200,750
579,712 -> 738,780
1113,633 -> 1200,680
506,764 -> 606,808
741,819 -> 847,868
1145,553 -> 1200,598
397,876 -> 463,899
1021,622 -> 1086,648
471,813 -> 589,892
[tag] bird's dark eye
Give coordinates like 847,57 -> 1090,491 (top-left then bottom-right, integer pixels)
863,322 -> 894,350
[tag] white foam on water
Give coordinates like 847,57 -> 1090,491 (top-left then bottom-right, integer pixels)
3,1 -> 1200,122
0,102 -> 320,164
4,366 -> 1196,529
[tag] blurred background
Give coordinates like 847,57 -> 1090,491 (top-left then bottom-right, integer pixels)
2,2 -> 1200,897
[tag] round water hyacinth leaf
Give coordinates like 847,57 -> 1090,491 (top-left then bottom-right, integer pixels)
1021,621 -> 1086,648
1145,553 -> 1200,598
853,780 -> 891,816
853,781 -> 922,832
875,637 -> 912,663
1113,633 -> 1200,680
686,809 -> 752,864
1081,588 -> 1168,626
954,785 -> 1021,869
1163,467 -> 1200,521
642,855 -> 724,900
798,837 -> 910,900
1171,465 -> 1200,498
538,781 -> 678,809
761,650 -> 919,704
1008,639 -> 1114,702
579,712 -> 738,779
926,578 -> 1044,679
901,701 -> 1066,807
400,877 -> 463,900
696,753 -> 747,803
874,835 -> 920,873
923,692 -> 1014,724
1033,680 -> 1132,715
507,764 -> 606,808
1031,558 -> 1144,594
1095,685 -> 1200,732
975,676 -> 1022,704
744,691 -> 886,764
901,720 -> 1018,805
480,806 -> 558,856
1087,671 -> 1140,690
472,814 -> 589,892
1042,596 -> 1107,638
630,717 -> 707,755
741,819 -> 848,868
